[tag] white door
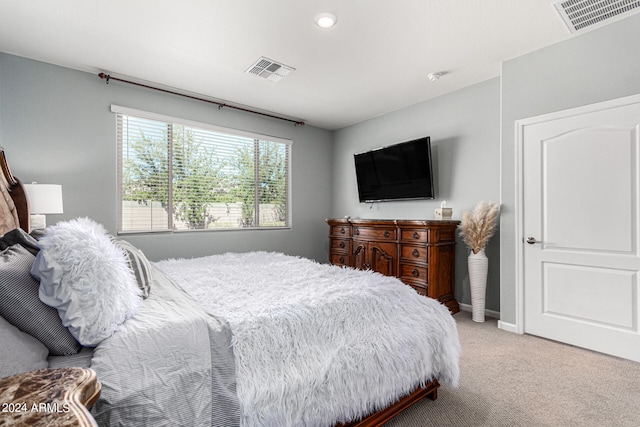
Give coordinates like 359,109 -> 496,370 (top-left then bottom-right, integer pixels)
522,96 -> 640,362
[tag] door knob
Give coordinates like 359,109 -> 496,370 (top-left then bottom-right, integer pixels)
526,237 -> 541,244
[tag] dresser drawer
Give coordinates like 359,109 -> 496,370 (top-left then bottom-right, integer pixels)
400,229 -> 428,243
330,225 -> 350,237
330,238 -> 350,251
400,264 -> 427,285
399,245 -> 427,264
430,228 -> 457,243
353,226 -> 396,241
330,253 -> 351,267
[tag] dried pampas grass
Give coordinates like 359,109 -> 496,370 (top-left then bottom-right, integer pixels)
458,201 -> 500,254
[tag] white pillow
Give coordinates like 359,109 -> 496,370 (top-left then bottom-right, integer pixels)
31,217 -> 142,346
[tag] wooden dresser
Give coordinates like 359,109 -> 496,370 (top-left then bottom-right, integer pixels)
327,218 -> 460,313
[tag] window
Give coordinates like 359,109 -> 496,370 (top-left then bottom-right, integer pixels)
114,106 -> 291,233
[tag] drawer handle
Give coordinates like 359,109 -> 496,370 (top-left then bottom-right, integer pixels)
412,268 -> 419,277
339,241 -> 345,248
384,230 -> 390,238
340,228 -> 346,234
412,249 -> 419,257
413,232 -> 419,239
339,257 -> 345,264
354,227 -> 360,235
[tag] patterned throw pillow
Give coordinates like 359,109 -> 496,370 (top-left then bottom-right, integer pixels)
0,244 -> 80,355
110,237 -> 152,299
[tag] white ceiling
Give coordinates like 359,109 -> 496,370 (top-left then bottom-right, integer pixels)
0,1 -> 571,130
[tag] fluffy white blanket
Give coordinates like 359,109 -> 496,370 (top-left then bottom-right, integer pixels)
155,252 -> 460,427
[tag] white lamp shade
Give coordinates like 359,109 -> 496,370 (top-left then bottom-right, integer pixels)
24,183 -> 64,214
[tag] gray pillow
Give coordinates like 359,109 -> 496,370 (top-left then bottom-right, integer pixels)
0,244 -> 80,355
110,237 -> 152,299
0,315 -> 49,379
0,228 -> 39,255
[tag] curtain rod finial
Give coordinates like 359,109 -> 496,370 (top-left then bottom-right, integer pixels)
98,72 -> 110,84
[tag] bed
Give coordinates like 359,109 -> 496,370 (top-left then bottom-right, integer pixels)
0,147 -> 460,427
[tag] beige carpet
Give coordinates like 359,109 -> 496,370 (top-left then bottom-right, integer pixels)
385,310 -> 640,427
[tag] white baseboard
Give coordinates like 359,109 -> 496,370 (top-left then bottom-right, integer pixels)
497,320 -> 520,333
458,303 -> 500,319
457,303 -> 521,333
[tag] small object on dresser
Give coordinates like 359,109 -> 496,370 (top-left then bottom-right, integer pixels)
434,200 -> 453,220
0,367 -> 101,427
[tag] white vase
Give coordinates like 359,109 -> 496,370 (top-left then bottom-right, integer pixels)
468,248 -> 488,322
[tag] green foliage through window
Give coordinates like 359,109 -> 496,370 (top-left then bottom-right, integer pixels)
116,110 -> 291,232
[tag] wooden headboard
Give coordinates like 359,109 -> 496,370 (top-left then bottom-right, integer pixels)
0,147 -> 30,234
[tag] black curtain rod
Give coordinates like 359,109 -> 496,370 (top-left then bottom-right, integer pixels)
98,73 -> 305,126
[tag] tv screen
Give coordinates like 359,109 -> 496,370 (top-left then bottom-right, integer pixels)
354,137 -> 434,202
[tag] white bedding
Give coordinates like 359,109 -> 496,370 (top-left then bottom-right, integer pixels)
155,252 -> 460,427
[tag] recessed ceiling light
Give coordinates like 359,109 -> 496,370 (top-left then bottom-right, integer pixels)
314,12 -> 337,28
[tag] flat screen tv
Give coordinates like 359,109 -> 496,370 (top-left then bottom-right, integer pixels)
354,136 -> 434,202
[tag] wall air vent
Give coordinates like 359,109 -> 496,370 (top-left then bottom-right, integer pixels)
245,57 -> 294,82
553,0 -> 640,33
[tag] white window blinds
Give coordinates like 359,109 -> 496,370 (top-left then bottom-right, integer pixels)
114,106 -> 291,233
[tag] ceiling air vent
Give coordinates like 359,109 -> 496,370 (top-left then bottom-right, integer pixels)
245,57 -> 294,82
553,0 -> 640,33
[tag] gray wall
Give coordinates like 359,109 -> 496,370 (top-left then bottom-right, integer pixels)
4,12 -> 638,318
0,53 -> 333,262
500,14 -> 640,325
332,78 -> 501,311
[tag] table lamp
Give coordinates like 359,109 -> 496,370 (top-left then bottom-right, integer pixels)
23,183 -> 64,229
